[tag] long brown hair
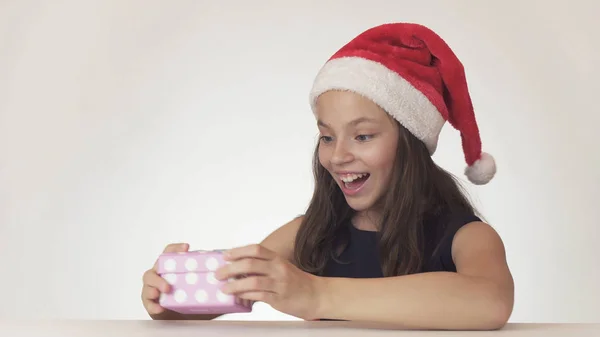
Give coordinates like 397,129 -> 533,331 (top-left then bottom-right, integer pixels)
293,121 -> 480,277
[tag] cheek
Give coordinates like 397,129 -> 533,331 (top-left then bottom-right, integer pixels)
364,146 -> 396,172
363,146 -> 397,186
317,147 -> 330,168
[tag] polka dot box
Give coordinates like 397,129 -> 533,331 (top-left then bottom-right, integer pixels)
156,249 -> 253,314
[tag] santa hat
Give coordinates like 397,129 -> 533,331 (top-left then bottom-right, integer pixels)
309,23 -> 496,185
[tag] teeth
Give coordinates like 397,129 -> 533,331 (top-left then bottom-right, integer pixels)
340,173 -> 368,183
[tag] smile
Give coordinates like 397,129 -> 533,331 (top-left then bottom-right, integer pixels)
337,172 -> 370,196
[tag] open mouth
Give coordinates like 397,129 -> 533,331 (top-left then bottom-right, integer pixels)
340,173 -> 370,191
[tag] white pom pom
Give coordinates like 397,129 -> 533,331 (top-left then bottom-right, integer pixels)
464,152 -> 496,185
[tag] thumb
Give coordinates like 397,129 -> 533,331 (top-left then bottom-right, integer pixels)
163,242 -> 190,253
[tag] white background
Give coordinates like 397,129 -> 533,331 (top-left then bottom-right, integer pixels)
1,0 -> 598,323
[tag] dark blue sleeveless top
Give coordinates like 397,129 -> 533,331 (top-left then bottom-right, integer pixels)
321,213 -> 481,279
316,213 -> 481,321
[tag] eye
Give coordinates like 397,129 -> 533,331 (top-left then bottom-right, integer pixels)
356,134 -> 373,141
319,136 -> 333,143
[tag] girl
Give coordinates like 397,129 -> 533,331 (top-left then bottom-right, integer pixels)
141,22 -> 514,330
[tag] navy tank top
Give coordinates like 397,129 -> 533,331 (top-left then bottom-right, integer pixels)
315,213 -> 481,321
321,213 -> 482,279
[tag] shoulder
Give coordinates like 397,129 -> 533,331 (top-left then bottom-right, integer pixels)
433,214 -> 512,282
444,220 -> 515,323
259,215 -> 304,263
451,220 -> 515,318
452,220 -> 503,256
428,212 -> 482,271
451,221 -> 512,280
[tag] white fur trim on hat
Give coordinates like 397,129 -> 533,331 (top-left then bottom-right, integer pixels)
309,56 -> 446,154
464,152 -> 496,185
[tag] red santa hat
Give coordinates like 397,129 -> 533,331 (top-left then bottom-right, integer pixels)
309,22 -> 496,185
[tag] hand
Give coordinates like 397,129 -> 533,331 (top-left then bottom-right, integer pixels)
141,242 -> 189,316
214,244 -> 325,320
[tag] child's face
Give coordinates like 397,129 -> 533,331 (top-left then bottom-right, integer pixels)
315,90 -> 400,213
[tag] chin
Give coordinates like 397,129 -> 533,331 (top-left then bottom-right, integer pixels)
343,196 -> 375,212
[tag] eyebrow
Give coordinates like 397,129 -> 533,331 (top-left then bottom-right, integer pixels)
317,117 -> 378,128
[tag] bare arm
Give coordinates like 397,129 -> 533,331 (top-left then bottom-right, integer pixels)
149,216 -> 303,320
257,215 -> 303,264
313,221 -> 515,330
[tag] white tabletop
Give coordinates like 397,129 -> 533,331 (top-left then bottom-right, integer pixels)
1,320 -> 598,337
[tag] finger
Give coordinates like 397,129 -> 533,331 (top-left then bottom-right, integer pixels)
163,242 -> 189,253
145,300 -> 166,315
141,284 -> 170,316
224,244 -> 277,261
215,258 -> 272,281
141,285 -> 165,314
245,298 -> 256,308
221,275 -> 276,295
143,269 -> 171,293
142,284 -> 160,301
238,291 -> 274,304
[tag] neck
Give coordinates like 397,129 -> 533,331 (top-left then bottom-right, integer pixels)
352,209 -> 381,231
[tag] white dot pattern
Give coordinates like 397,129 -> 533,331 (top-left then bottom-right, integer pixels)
205,257 -> 219,271
156,250 -> 251,314
164,259 -> 176,271
206,272 -> 218,285
174,289 -> 187,303
216,290 -> 229,303
185,258 -> 198,271
195,289 -> 208,303
163,273 -> 177,285
185,272 -> 198,285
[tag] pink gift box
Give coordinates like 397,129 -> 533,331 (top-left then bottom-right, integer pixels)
156,249 -> 252,314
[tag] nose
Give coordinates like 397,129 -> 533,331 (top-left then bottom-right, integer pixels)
330,140 -> 354,166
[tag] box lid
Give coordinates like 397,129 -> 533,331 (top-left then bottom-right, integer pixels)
156,249 -> 228,274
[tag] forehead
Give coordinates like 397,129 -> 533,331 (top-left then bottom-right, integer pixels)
315,90 -> 390,126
